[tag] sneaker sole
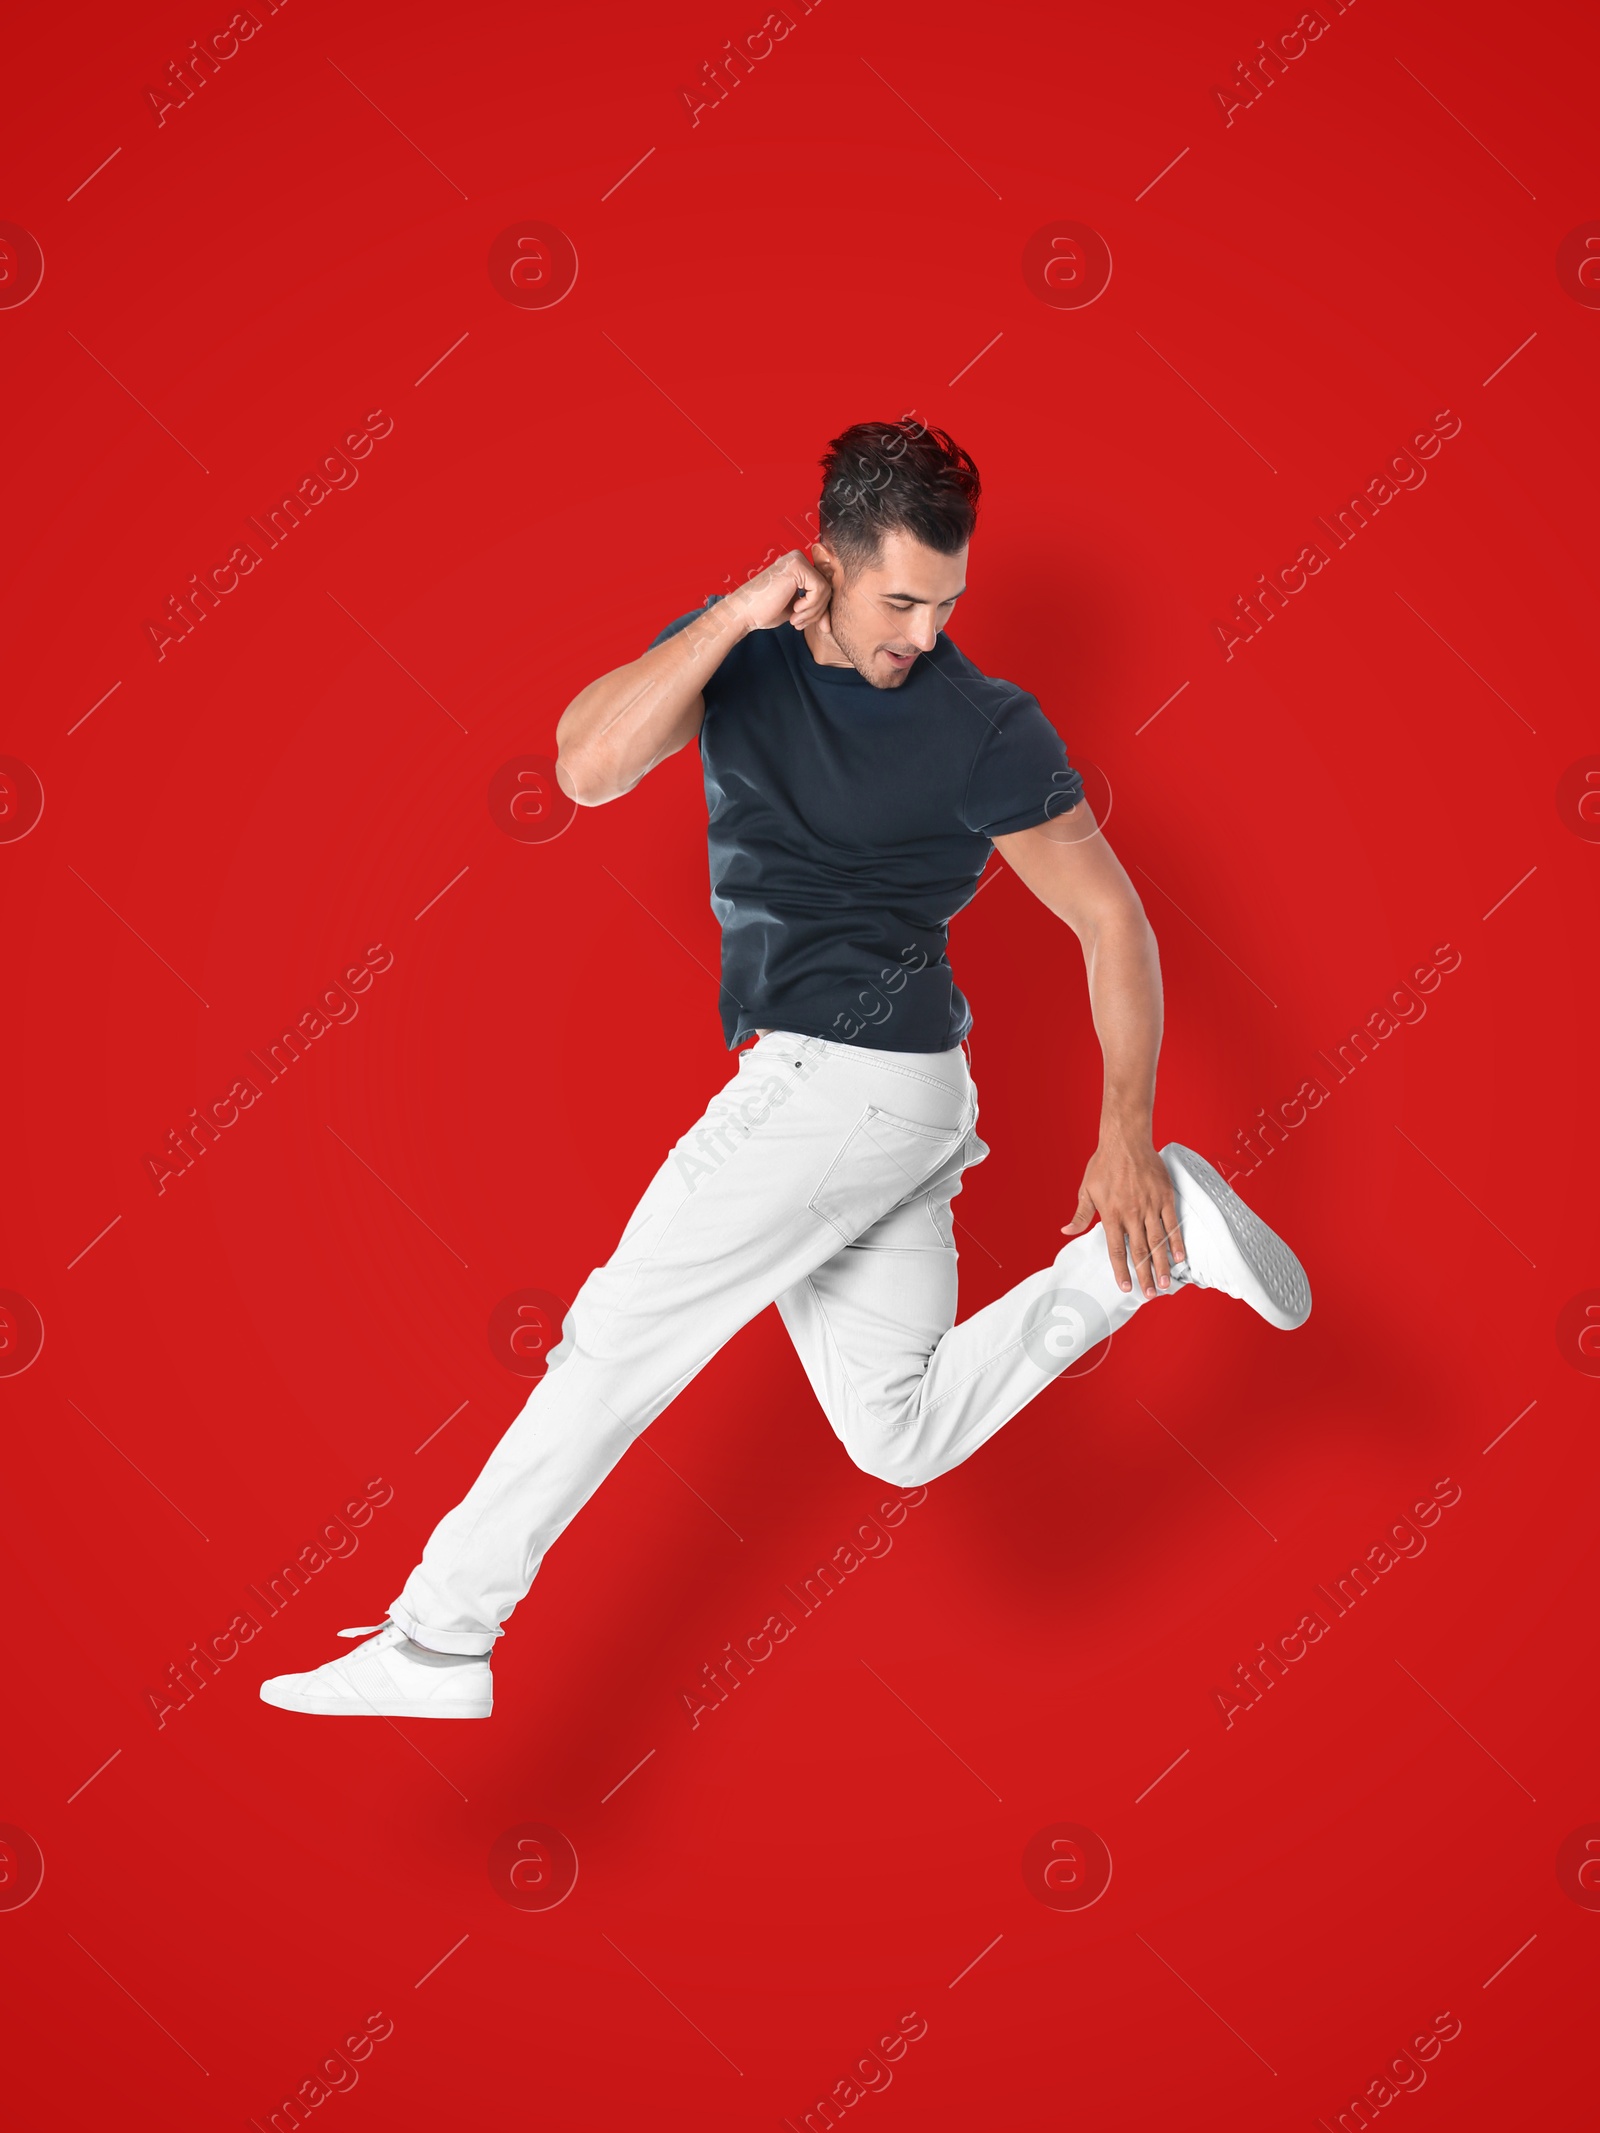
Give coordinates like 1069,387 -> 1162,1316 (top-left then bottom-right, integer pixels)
259,1683 -> 491,1719
1163,1144 -> 1312,1331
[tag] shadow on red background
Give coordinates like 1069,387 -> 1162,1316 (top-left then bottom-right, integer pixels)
3,1 -> 1598,2127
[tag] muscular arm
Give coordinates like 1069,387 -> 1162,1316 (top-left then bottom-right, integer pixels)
554,603 -> 723,806
993,806 -> 1185,1297
555,551 -> 832,805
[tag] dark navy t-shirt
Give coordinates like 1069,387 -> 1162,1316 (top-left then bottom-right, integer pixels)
649,601 -> 1084,1052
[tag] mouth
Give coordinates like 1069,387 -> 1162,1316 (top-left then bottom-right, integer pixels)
883,649 -> 916,670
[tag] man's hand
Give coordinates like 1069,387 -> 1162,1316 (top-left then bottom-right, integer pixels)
1062,1125 -> 1185,1299
728,549 -> 833,634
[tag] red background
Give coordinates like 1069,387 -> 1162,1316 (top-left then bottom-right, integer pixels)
3,0 -> 1597,2126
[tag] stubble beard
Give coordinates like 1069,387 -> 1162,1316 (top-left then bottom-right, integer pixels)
829,600 -> 911,690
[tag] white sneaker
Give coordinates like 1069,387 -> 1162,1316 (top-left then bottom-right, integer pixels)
1161,1144 -> 1312,1331
259,1623 -> 493,1719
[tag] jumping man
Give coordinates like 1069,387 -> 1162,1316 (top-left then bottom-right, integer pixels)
261,419 -> 1311,1720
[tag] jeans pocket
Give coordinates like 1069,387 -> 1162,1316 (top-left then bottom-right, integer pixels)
809,1104 -> 970,1244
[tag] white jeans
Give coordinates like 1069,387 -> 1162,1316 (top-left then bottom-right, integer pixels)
389,1031 -> 1160,1653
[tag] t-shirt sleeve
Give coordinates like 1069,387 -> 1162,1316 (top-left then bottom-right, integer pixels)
647,595 -> 725,653
647,607 -> 705,651
960,692 -> 1085,837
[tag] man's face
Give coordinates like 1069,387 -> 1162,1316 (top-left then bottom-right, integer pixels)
815,529 -> 968,689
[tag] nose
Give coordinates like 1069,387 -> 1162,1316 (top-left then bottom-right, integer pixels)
905,610 -> 939,652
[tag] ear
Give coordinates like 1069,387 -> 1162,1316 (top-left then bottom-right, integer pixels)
810,540 -> 841,581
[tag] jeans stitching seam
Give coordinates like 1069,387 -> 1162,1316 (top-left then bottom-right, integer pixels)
802,1273 -> 920,1440
807,1108 -> 972,1242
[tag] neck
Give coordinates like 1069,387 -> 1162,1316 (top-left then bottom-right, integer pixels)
803,616 -> 855,669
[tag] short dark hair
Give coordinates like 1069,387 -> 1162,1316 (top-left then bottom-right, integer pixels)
818,419 -> 980,573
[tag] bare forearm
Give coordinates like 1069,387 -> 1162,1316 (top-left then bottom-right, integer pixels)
995,811 -> 1181,1294
1082,908 -> 1163,1136
556,601 -> 748,803
1068,907 -> 1181,1294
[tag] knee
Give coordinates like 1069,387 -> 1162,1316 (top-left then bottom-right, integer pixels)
849,1431 -> 941,1490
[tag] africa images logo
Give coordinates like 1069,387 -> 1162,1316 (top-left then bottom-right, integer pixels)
1021,1287 -> 1113,1375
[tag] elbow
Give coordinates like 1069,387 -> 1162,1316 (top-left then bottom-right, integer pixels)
554,694 -> 626,806
1075,897 -> 1156,962
553,744 -> 614,808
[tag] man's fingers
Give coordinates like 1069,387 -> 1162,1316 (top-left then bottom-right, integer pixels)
1163,1195 -> 1186,1271
740,550 -> 834,630
1061,1185 -> 1096,1237
1142,1209 -> 1173,1295
788,563 -> 831,625
1118,1209 -> 1153,1299
1103,1213 -> 1134,1294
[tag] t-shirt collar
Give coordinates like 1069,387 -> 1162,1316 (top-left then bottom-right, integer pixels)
793,630 -> 937,690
